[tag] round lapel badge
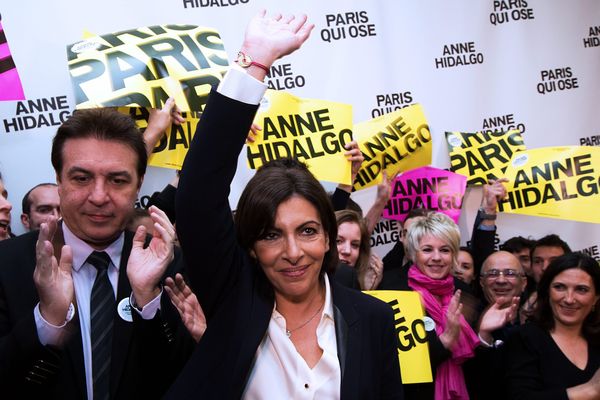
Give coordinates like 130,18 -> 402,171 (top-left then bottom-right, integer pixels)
422,316 -> 436,332
117,297 -> 133,322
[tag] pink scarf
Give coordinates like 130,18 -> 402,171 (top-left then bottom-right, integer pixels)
408,265 -> 479,400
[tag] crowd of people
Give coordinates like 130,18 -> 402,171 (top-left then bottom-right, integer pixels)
1,10 -> 600,400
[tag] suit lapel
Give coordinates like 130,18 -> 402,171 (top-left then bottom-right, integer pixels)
64,314 -> 87,398
329,276 -> 361,400
109,230 -> 134,398
51,224 -> 87,399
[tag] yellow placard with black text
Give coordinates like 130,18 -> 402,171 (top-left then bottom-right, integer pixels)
498,146 -> 600,223
249,90 -> 353,184
353,105 -> 432,191
67,25 -> 229,112
364,290 -> 433,384
121,107 -> 201,170
446,129 -> 526,185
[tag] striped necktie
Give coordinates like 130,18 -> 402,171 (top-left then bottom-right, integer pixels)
88,251 -> 115,400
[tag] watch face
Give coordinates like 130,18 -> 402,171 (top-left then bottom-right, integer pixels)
237,52 -> 252,68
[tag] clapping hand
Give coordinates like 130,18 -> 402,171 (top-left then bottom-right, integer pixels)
127,206 -> 176,308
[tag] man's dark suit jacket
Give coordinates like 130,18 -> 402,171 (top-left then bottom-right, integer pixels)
169,89 -> 403,399
0,229 -> 193,399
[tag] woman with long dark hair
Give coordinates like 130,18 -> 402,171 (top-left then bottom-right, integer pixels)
506,252 -> 600,399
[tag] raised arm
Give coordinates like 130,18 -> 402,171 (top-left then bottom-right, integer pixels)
175,11 -> 313,319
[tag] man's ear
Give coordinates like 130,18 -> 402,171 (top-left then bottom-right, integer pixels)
21,214 -> 30,230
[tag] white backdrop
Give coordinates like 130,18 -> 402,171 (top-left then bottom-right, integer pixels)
1,0 -> 599,258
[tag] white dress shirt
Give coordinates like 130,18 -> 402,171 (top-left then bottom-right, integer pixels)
34,222 -> 162,400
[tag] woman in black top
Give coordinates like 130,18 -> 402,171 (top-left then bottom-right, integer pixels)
506,253 -> 600,399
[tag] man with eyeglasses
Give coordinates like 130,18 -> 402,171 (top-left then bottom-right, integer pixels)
479,251 -> 527,313
464,251 -> 526,400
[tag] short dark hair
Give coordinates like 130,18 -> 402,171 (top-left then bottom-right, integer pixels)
51,108 -> 147,179
531,234 -> 572,257
500,236 -> 535,253
534,253 -> 600,343
459,246 -> 473,257
21,183 -> 58,215
235,158 -> 338,275
404,207 -> 432,223
335,209 -> 370,272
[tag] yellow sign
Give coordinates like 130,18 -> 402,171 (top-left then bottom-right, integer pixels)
364,290 -> 433,384
67,25 -> 229,112
353,105 -> 432,191
446,129 -> 526,185
123,107 -> 200,170
498,146 -> 600,223
249,90 -> 353,184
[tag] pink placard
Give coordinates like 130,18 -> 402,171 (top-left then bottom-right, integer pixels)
382,166 -> 467,223
0,21 -> 26,101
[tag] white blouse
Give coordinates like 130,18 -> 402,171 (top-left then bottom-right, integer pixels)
242,278 -> 341,399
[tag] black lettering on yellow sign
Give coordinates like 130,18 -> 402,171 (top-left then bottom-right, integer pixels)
247,108 -> 352,168
262,108 -> 334,139
387,299 -> 428,352
450,130 -> 524,184
247,129 -> 353,168
354,116 -> 431,188
128,107 -> 198,153
97,74 -> 220,110
69,25 -> 226,111
498,154 -> 598,211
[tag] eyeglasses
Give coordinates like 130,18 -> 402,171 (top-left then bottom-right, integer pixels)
481,269 -> 525,280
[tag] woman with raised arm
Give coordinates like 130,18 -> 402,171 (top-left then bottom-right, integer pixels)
168,11 -> 403,400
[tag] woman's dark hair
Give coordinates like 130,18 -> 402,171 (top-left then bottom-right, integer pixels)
534,253 -> 600,343
235,158 -> 338,275
335,209 -> 370,272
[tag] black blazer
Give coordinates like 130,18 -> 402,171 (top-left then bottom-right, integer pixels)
170,89 -> 403,399
0,229 -> 192,399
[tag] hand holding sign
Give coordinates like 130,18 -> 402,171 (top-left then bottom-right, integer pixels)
338,140 -> 365,193
144,98 -> 184,157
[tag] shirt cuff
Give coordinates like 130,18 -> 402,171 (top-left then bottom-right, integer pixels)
217,64 -> 267,105
478,332 -> 493,348
130,288 -> 162,320
477,223 -> 496,231
34,303 -> 75,346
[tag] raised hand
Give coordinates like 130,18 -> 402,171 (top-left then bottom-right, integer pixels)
359,253 -> 384,290
481,178 -> 508,214
144,97 -> 184,157
240,10 -> 314,77
439,290 -> 463,351
33,216 -> 74,326
478,296 -> 519,344
165,273 -> 207,343
127,206 -> 176,308
365,171 -> 395,234
345,140 -> 364,184
246,123 -> 262,144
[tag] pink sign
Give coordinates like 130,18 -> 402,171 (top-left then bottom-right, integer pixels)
0,20 -> 26,101
382,166 -> 467,223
